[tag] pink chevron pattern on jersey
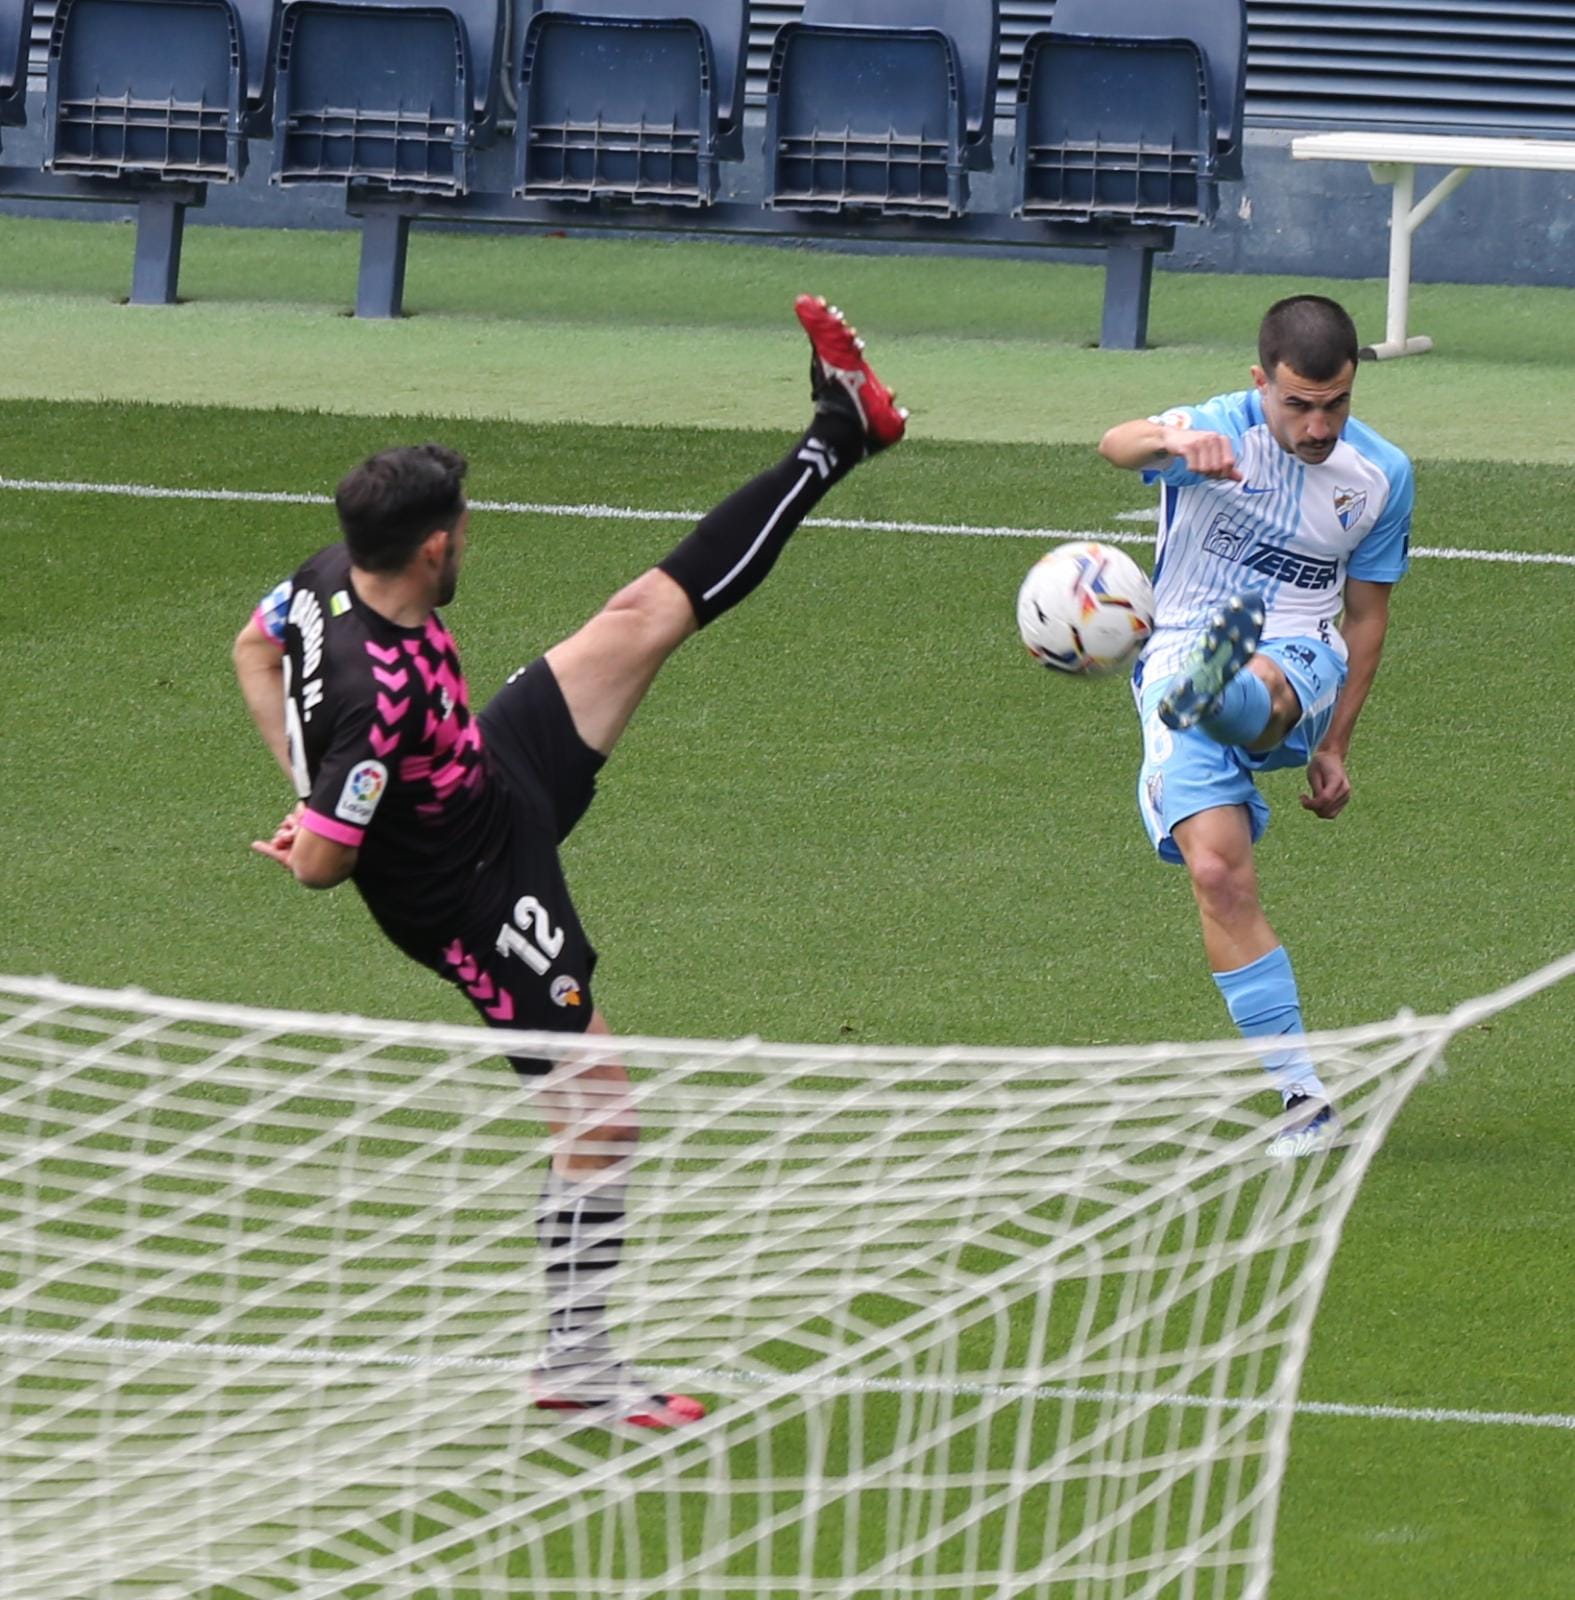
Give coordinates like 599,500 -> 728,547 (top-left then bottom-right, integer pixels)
362,618 -> 486,826
407,636 -> 469,709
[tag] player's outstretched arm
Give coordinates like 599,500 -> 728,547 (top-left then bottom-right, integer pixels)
1099,419 -> 1243,481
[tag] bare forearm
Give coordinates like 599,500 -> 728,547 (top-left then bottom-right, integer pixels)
290,822 -> 358,888
233,624 -> 293,782
1098,419 -> 1242,480
1321,613 -> 1387,758
234,619 -> 357,889
241,677 -> 291,779
1099,419 -> 1174,471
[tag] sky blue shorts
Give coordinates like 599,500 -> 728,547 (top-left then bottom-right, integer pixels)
1131,637 -> 1348,864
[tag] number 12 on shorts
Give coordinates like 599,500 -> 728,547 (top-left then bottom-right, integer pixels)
496,896 -> 564,975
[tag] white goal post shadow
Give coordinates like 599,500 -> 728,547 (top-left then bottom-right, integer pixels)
0,953 -> 1570,1600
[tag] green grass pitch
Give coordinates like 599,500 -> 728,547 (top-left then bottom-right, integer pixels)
0,217 -> 1571,1597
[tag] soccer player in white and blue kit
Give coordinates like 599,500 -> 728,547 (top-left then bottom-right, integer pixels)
1099,296 -> 1413,1156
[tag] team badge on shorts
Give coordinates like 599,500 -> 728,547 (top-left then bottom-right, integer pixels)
550,974 -> 583,1009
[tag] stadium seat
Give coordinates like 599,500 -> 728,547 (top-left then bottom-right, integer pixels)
0,0 -> 29,134
45,0 -> 250,180
232,0 -> 284,136
272,0 -> 505,193
1013,33 -> 1217,226
516,0 -> 750,205
765,0 -> 1000,219
1050,0 -> 1246,182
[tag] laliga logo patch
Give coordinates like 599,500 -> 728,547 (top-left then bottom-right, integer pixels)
1333,486 -> 1367,531
550,974 -> 583,1009
335,759 -> 387,826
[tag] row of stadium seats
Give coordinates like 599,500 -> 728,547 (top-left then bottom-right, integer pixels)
0,0 -> 1246,344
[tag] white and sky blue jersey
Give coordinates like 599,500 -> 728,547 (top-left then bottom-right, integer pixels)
1139,389 -> 1413,681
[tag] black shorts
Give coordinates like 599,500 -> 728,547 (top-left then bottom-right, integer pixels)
481,656 -> 605,845
438,658 -> 607,1070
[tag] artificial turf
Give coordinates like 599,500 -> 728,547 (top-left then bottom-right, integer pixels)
1,223 -> 1571,1597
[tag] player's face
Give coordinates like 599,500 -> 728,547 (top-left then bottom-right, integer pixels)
1253,361 -> 1355,465
436,508 -> 468,606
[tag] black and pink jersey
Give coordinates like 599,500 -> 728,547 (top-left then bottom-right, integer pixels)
255,543 -> 511,961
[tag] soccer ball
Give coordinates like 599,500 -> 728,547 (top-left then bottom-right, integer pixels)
1016,541 -> 1155,675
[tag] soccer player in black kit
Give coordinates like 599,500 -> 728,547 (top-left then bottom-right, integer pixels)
234,297 -> 906,1429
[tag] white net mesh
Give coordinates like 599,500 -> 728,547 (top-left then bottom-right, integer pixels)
0,956 -> 1569,1599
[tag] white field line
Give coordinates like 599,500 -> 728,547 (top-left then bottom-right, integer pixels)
4,1330 -> 1571,1433
3,475 -> 1572,567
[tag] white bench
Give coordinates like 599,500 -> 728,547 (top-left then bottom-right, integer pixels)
1290,131 -> 1575,359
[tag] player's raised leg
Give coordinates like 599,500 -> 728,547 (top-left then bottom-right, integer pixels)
545,296 -> 906,758
1158,593 -> 1267,733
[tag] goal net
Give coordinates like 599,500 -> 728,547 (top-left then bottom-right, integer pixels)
0,955 -> 1569,1600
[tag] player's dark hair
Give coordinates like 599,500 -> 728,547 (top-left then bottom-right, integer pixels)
1257,296 -> 1359,383
335,444 -> 469,572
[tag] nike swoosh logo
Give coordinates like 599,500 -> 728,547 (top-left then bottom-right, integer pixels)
1241,484 -> 1273,495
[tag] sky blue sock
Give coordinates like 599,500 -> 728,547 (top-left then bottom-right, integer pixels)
1200,668 -> 1272,747
1213,946 -> 1327,1103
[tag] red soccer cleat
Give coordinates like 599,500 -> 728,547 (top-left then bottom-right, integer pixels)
532,1365 -> 708,1430
794,294 -> 908,452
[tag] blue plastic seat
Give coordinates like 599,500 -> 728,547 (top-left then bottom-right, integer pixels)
805,0 -> 998,158
45,0 -> 249,180
271,0 -> 505,193
1014,33 -> 1216,226
516,1 -> 749,204
765,0 -> 999,219
1,0 -> 29,132
1051,0 -> 1245,181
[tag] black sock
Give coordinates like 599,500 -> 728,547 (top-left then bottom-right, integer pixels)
658,412 -> 864,628
536,1170 -> 626,1368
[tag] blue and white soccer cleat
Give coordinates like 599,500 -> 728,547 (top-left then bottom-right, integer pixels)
1266,1093 -> 1344,1160
1158,592 -> 1267,731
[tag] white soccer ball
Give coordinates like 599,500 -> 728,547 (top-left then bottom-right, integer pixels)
1016,541 -> 1155,675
